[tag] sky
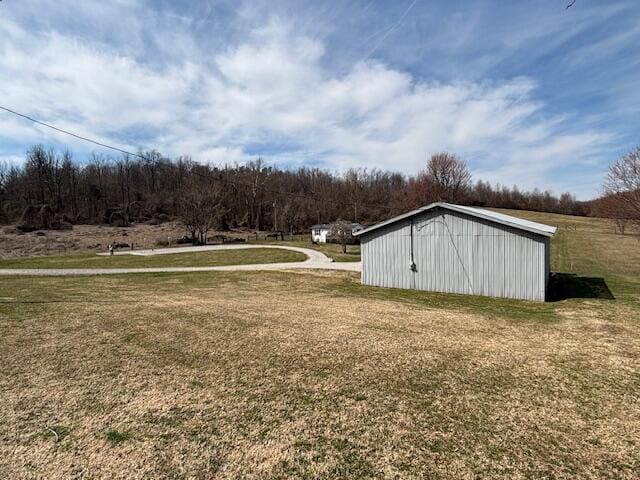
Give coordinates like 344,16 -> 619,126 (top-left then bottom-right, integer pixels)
0,0 -> 638,199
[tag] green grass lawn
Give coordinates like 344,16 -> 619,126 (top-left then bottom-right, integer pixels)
252,234 -> 361,262
0,248 -> 307,269
496,209 -> 640,306
1,212 -> 639,478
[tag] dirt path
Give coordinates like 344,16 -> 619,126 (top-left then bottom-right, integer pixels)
0,245 -> 362,276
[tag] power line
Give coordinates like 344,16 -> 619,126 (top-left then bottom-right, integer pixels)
0,104 -> 283,170
0,104 -> 390,213
0,105 -> 146,159
0,104 -> 335,200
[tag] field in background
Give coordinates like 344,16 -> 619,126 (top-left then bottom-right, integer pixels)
497,209 -> 640,279
1,211 -> 639,478
498,209 -> 640,305
253,234 -> 361,262
0,221 -> 354,262
0,222 -> 187,258
0,248 -> 306,269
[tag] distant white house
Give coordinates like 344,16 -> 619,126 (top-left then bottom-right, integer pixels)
311,223 -> 363,244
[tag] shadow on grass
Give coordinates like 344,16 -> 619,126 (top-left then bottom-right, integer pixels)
548,273 -> 615,301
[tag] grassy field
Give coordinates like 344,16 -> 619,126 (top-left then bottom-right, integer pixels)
1,211 -> 639,478
0,248 -> 306,269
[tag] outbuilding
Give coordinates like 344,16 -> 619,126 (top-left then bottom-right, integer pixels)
353,202 -> 556,301
311,222 -> 363,244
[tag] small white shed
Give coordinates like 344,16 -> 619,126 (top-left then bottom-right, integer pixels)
353,203 -> 556,301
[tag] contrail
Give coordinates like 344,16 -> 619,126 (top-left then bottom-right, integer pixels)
362,0 -> 418,61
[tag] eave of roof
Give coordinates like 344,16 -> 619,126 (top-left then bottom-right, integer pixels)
353,202 -> 557,238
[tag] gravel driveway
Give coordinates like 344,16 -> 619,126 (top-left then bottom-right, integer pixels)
0,245 -> 362,276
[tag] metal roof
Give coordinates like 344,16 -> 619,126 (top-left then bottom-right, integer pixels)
353,202 -> 557,238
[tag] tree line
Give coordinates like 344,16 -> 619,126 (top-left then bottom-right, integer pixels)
592,145 -> 640,234
0,145 -> 596,236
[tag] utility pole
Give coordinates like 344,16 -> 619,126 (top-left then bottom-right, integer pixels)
273,200 -> 277,232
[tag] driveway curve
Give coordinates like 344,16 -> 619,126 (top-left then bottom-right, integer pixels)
0,244 -> 361,276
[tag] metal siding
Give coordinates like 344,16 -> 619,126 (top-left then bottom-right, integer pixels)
544,237 -> 550,299
360,207 -> 549,301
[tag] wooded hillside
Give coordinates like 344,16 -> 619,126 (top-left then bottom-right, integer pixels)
0,145 -> 589,233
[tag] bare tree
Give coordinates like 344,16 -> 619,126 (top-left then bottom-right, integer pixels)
178,180 -> 223,244
85,154 -> 110,222
60,151 -> 79,219
328,220 -> 354,254
246,158 -> 267,230
603,146 -> 640,229
1,143 -> 590,230
115,155 -> 134,224
345,169 -> 366,222
0,161 -> 8,223
425,152 -> 472,203
591,194 -> 631,234
24,145 -> 52,205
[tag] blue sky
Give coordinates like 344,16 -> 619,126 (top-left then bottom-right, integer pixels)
0,0 -> 638,199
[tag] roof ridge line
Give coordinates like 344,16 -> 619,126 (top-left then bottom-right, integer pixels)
354,203 -> 557,238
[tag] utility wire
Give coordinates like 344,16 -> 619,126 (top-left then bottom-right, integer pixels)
0,104 -> 311,198
0,105 -> 145,159
0,104 -> 390,211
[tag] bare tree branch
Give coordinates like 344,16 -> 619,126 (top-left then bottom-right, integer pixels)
601,145 -> 640,232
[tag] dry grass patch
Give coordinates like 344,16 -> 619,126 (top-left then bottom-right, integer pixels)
0,222 -> 187,258
1,271 -> 639,478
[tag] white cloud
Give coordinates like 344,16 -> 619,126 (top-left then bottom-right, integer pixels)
0,6 -> 616,199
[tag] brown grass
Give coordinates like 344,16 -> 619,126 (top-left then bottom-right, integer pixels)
0,222 -> 187,258
1,269 -> 639,479
0,222 -> 258,259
